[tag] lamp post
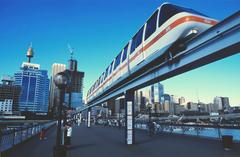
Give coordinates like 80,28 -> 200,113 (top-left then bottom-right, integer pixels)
53,72 -> 69,157
147,103 -> 152,136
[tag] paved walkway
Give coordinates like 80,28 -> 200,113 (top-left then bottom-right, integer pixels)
3,124 -> 240,157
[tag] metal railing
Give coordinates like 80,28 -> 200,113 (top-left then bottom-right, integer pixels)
135,121 -> 240,142
0,121 -> 56,152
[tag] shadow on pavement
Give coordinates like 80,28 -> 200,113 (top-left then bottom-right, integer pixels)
67,144 -> 95,150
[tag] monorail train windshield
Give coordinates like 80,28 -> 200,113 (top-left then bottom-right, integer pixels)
159,3 -> 208,27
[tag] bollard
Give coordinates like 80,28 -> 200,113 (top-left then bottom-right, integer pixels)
222,135 -> 233,150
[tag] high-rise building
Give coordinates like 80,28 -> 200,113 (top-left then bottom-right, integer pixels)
49,63 -> 66,111
178,97 -> 186,105
14,62 -> 49,113
222,97 -> 230,110
65,59 -> 84,109
149,83 -> 164,113
150,83 -> 164,104
214,96 -> 230,111
161,94 -> 176,114
0,76 -> 21,114
187,102 -> 198,111
205,103 -> 218,113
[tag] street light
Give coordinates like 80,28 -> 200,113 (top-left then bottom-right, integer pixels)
53,72 -> 69,157
147,103 -> 153,136
147,103 -> 152,124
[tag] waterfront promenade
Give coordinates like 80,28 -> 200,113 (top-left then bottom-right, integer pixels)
2,125 -> 240,157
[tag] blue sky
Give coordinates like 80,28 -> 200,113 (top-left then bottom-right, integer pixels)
0,0 -> 239,105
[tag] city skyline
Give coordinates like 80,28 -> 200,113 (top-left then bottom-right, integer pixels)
0,0 -> 239,105
162,53 -> 240,106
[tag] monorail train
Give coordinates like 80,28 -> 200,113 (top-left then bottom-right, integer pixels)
86,3 -> 217,103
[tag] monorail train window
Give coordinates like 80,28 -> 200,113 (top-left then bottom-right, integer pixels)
98,77 -> 101,85
96,80 -> 98,87
145,11 -> 158,40
130,40 -> 135,54
114,52 -> 122,70
94,82 -> 97,89
100,73 -> 105,83
130,26 -> 144,54
97,78 -> 100,87
109,61 -> 114,74
122,44 -> 128,62
104,67 -> 109,79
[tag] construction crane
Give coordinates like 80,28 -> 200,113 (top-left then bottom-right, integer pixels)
68,44 -> 74,60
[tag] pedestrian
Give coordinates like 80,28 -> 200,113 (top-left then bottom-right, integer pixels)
148,121 -> 154,136
65,123 -> 72,145
39,127 -> 46,140
118,120 -> 121,129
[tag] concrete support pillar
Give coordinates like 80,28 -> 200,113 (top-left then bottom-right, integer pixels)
79,113 -> 82,123
77,113 -> 82,126
125,90 -> 135,145
87,108 -> 91,128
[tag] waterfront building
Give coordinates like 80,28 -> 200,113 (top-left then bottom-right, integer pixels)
205,103 -> 218,113
187,102 -> 198,111
175,104 -> 186,114
214,96 -> 231,111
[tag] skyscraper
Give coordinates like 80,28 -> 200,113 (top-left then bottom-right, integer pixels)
150,83 -> 164,103
150,83 -> 164,112
178,97 -> 186,105
14,46 -> 49,113
49,63 -> 66,111
214,96 -> 230,111
14,62 -> 49,113
65,59 -> 84,109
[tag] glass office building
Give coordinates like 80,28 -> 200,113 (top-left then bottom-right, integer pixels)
14,62 -> 49,113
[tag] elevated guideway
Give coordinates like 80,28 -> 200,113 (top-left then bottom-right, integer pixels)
79,11 -> 240,111
73,11 -> 239,145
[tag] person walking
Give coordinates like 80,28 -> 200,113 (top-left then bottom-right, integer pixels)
39,127 -> 46,140
65,123 -> 72,145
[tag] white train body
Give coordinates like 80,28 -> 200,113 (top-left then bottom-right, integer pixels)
86,3 -> 217,103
